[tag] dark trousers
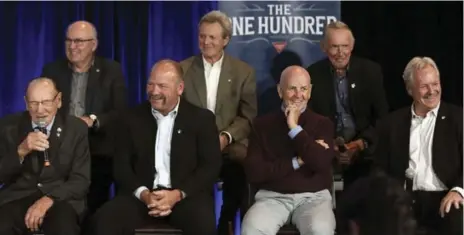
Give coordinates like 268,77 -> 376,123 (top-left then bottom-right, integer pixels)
0,191 -> 80,235
342,157 -> 372,190
413,191 -> 463,235
87,194 -> 216,235
217,158 -> 247,235
86,156 -> 113,215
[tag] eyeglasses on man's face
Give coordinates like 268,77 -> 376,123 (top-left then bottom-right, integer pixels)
65,38 -> 94,46
27,93 -> 59,109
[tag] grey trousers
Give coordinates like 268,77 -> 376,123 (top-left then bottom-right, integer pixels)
241,189 -> 335,235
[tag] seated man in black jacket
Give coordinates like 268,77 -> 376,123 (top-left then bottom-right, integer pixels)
88,60 -> 222,235
0,78 -> 90,235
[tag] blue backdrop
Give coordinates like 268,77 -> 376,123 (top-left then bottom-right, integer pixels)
0,1 -> 217,116
1,1 -> 462,116
219,1 -> 340,114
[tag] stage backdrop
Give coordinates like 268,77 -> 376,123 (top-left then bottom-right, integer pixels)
219,1 -> 340,114
0,1 -> 217,116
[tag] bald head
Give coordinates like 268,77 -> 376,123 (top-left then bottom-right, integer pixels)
147,59 -> 185,116
278,66 -> 312,108
150,59 -> 184,83
67,21 -> 97,39
280,66 -> 311,86
25,77 -> 62,126
26,77 -> 58,98
66,21 -> 98,67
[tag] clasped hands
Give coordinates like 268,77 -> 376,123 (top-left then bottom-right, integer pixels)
141,189 -> 182,217
335,139 -> 365,165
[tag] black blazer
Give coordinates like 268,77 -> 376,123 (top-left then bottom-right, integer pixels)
307,56 -> 389,150
41,56 -> 128,157
374,102 -> 463,190
114,99 -> 222,198
0,112 -> 91,215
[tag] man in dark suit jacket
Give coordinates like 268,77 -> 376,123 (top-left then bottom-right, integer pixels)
0,78 -> 90,235
242,66 -> 335,235
374,57 -> 463,235
180,10 -> 257,234
41,20 -> 128,214
89,60 -> 222,235
307,21 -> 389,188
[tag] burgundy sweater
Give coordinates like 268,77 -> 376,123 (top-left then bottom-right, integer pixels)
244,108 -> 335,193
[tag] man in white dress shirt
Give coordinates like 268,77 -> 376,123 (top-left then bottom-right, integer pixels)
374,56 -> 463,235
88,60 -> 222,235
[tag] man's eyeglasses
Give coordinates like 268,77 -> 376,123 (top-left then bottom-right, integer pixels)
27,93 -> 59,109
65,38 -> 94,46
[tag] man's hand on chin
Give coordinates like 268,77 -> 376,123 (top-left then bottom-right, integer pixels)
285,104 -> 302,129
147,190 -> 182,217
439,191 -> 464,218
24,196 -> 54,232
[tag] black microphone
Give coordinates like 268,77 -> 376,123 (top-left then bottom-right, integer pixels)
37,119 -> 50,167
335,137 -> 346,153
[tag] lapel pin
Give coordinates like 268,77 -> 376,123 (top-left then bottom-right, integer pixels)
228,79 -> 231,83
441,116 -> 446,120
177,129 -> 182,134
351,83 -> 356,89
57,127 -> 62,137
96,69 -> 100,73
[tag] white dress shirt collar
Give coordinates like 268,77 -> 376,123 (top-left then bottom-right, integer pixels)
152,98 -> 180,119
411,102 -> 440,119
202,52 -> 225,68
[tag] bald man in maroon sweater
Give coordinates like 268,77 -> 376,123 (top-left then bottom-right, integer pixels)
241,66 -> 336,235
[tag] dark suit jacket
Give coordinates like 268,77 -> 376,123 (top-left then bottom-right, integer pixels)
0,112 -> 91,215
41,56 -> 128,157
114,99 -> 222,198
307,56 -> 389,151
244,108 -> 335,193
374,102 -> 463,190
180,54 -> 257,146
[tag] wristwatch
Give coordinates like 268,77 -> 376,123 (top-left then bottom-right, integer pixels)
89,114 -> 99,128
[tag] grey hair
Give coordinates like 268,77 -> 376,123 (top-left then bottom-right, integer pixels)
402,57 -> 440,86
322,21 -> 355,45
198,10 -> 232,39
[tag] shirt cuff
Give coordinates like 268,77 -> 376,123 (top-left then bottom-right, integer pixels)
220,131 -> 233,144
292,157 -> 300,170
450,187 -> 464,198
288,125 -> 303,139
180,190 -> 187,199
134,186 -> 149,201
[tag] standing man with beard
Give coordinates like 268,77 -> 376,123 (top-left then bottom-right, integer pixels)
180,10 -> 257,234
41,21 -> 128,214
307,21 -> 389,188
374,57 -> 463,235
